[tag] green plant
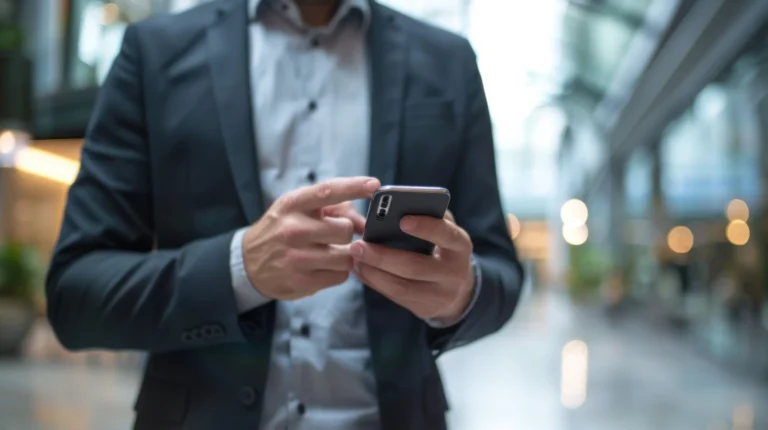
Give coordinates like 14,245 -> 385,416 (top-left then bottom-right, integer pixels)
0,242 -> 43,303
0,23 -> 22,51
567,244 -> 614,300
0,0 -> 23,52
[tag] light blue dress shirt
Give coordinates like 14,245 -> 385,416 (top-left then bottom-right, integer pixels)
228,1 -> 481,428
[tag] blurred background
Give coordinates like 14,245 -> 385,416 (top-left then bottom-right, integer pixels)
1,0 -> 767,429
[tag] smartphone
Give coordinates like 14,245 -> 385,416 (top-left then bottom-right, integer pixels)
362,186 -> 451,255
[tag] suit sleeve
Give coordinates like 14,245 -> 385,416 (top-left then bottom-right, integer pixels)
45,25 -> 247,352
427,41 -> 525,353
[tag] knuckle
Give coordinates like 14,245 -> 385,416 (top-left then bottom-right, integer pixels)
278,218 -> 303,243
278,192 -> 298,211
315,182 -> 332,200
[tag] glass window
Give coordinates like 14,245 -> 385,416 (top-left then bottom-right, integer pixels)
66,0 -> 209,90
22,0 -> 68,96
660,82 -> 761,217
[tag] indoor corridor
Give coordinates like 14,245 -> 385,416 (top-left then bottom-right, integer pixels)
1,289 -> 765,430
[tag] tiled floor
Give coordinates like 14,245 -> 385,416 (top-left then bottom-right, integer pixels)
1,289 -> 766,430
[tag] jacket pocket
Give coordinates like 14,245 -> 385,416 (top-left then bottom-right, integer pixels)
134,377 -> 189,426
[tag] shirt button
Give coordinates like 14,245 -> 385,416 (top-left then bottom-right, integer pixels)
297,402 -> 306,415
310,37 -> 320,48
306,170 -> 317,183
299,323 -> 311,337
308,100 -> 317,112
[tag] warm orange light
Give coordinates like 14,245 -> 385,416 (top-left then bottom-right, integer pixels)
0,130 -> 15,154
560,199 -> 588,227
563,224 -> 588,246
726,220 -> 750,246
667,226 -> 694,254
15,147 -> 79,185
726,199 -> 749,222
103,3 -> 121,25
507,214 -> 521,239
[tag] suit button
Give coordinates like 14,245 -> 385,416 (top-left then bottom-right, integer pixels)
181,332 -> 193,343
239,386 -> 257,407
202,326 -> 214,338
190,328 -> 203,341
211,324 -> 225,338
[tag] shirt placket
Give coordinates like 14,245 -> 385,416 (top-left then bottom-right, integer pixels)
285,28 -> 332,430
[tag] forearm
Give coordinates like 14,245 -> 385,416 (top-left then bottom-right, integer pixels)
46,231 -> 247,352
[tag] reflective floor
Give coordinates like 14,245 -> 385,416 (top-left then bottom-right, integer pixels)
1,290 -> 766,430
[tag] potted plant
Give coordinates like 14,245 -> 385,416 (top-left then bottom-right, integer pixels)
0,242 -> 43,356
567,244 -> 614,302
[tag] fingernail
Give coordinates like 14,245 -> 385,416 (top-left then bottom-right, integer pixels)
350,242 -> 364,258
364,179 -> 380,193
400,216 -> 416,231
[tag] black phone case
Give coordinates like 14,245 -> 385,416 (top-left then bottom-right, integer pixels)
362,187 -> 451,255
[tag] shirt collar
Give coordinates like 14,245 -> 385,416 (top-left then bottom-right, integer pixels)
249,0 -> 371,29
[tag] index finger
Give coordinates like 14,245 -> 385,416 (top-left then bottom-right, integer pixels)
279,177 -> 380,214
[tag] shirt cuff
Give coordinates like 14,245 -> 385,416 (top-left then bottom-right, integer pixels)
425,254 -> 482,328
230,227 -> 272,313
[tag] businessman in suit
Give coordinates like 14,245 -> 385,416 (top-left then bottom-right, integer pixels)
46,0 -> 524,429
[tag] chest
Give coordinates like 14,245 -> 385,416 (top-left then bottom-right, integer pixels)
249,23 -> 371,205
147,26 -> 462,243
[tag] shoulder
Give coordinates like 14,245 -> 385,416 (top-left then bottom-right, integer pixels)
124,1 -> 221,60
377,4 -> 474,59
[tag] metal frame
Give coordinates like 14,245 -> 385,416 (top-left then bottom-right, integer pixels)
587,0 -> 768,199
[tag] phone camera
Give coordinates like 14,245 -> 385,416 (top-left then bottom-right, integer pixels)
376,194 -> 392,219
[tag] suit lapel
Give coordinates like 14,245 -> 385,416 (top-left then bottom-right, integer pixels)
367,3 -> 406,186
207,0 -> 265,223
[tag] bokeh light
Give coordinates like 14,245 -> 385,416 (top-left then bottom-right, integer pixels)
507,214 -> 521,239
560,199 -> 588,227
561,339 -> 589,409
726,220 -> 750,246
667,226 -> 694,254
0,130 -> 15,154
726,199 -> 749,222
563,224 -> 588,246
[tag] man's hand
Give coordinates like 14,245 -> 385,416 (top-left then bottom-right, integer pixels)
243,176 -> 379,300
351,210 -> 475,322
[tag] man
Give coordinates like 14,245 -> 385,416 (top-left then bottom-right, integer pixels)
45,0 -> 523,429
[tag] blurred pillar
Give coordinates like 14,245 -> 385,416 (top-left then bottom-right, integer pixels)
549,125 -> 575,287
601,154 -> 627,305
756,96 -> 768,299
649,141 -> 668,250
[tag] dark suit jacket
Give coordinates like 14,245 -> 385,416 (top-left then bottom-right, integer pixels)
45,0 -> 524,429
